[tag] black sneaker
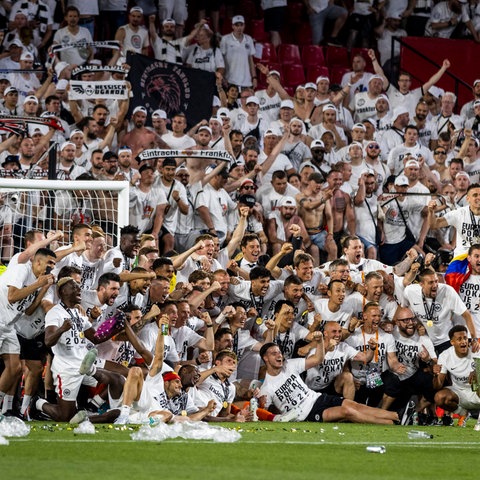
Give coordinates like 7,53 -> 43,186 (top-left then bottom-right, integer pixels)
29,396 -> 50,421
3,409 -> 23,419
442,414 -> 454,426
327,38 -> 343,47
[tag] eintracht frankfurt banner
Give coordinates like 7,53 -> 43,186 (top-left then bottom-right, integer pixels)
126,52 -> 216,127
69,81 -> 128,100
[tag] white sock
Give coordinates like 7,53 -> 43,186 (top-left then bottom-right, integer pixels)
91,394 -> 103,407
36,398 -> 47,412
1,395 -> 13,413
20,395 -> 32,415
120,404 -> 131,417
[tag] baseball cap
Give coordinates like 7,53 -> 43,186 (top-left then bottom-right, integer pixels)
217,107 -> 230,118
60,141 -> 75,151
238,194 -> 256,207
232,15 -> 245,24
428,85 -> 444,99
311,139 -> 325,149
456,171 -> 470,179
55,61 -> 69,77
163,371 -> 181,382
375,94 -> 390,104
23,95 -> 38,104
405,159 -> 420,168
4,86 -> 18,95
9,39 -> 23,48
279,196 -> 296,207
240,178 -> 255,188
264,127 -> 280,137
474,100 -> 480,108
130,6 -> 143,13
162,18 -> 176,25
152,109 -> 167,119
394,175 -> 409,186
133,106 -> 148,115
280,99 -> 294,109
304,82 -> 317,90
289,117 -> 303,126
1,154 -> 20,168
70,129 -> 84,139
352,123 -> 366,131
322,104 -> 336,112
269,70 -> 281,78
20,51 -> 33,61
198,125 -> 212,135
139,164 -> 154,174
474,79 -> 480,87
316,76 -> 330,83
162,157 -> 177,168
246,96 -> 259,105
368,74 -> 383,83
392,106 -> 409,120
56,79 -> 68,91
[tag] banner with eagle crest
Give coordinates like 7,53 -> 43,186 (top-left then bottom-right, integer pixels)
126,52 -> 216,128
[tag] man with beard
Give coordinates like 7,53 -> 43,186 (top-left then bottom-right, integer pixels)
413,100 -> 435,148
257,170 -> 299,219
115,6 -> 149,55
403,267 -> 478,355
297,172 -> 336,260
306,140 -> 331,180
152,157 -> 188,254
120,106 -> 156,158
364,141 -> 388,193
57,141 -> 87,180
379,307 -> 437,423
100,151 -> 121,181
281,118 -> 311,171
117,146 -> 138,183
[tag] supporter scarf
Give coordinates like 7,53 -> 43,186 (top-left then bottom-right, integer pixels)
69,81 -> 128,100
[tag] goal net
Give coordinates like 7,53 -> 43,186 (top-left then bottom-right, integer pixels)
0,178 -> 129,262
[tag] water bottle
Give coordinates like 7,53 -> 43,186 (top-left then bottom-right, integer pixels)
366,446 -> 386,454
161,323 -> 169,335
408,430 -> 433,439
250,397 -> 258,422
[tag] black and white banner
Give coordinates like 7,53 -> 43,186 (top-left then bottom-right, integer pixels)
69,80 -> 128,100
51,40 -> 121,55
126,52 -> 216,128
72,65 -> 128,77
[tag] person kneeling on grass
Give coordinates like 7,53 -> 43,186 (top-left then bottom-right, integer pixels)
258,339 -> 399,424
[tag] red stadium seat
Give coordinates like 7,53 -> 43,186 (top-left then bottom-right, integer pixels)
283,63 -> 305,87
351,47 -> 376,72
306,65 -> 330,83
325,45 -> 350,68
259,42 -> 278,63
250,19 -> 268,42
302,45 -> 326,67
295,24 -> 313,46
277,43 -> 302,65
330,66 -> 350,85
286,2 -> 305,24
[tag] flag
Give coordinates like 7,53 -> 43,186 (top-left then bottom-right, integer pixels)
126,52 -> 216,128
445,253 -> 471,293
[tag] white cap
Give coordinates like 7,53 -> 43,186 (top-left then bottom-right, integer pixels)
289,117 -> 303,126
428,85 -> 444,99
352,123 -> 366,131
349,141 -> 363,150
264,127 -> 280,137
368,74 -> 383,84
322,104 -> 336,112
474,79 -> 480,87
20,51 -> 33,61
279,196 -> 296,207
304,82 -> 317,90
89,59 -> 102,66
130,6 -> 143,13
269,70 -> 281,78
198,125 -> 212,135
70,129 -> 83,139
404,159 -> 420,168
392,106 -> 409,120
4,86 -> 17,95
217,107 -> 230,118
152,109 -> 167,119
394,175 -> 409,186
310,139 -> 325,149
56,79 -> 68,91
316,76 -> 330,83
375,94 -> 390,105
232,15 -> 245,24
456,171 -> 470,179
246,96 -> 259,105
55,61 -> 69,77
280,99 -> 294,109
132,106 -> 147,115
60,141 -> 75,151
23,95 -> 38,104
162,18 -> 176,25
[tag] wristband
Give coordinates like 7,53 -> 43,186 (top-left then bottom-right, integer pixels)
206,324 -> 213,328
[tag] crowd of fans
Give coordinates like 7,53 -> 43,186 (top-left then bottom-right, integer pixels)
1,1 -> 480,428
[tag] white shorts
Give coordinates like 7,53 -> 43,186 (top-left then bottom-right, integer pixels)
157,0 -> 187,24
449,386 -> 480,410
0,327 -> 20,355
52,368 -> 97,402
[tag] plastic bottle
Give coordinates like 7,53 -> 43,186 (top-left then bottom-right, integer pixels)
366,446 -> 386,454
250,397 -> 258,422
408,430 -> 433,439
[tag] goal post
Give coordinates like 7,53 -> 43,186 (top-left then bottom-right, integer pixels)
0,178 -> 130,260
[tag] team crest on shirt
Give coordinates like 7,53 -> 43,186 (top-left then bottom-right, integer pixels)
358,99 -> 365,107
260,97 -> 266,105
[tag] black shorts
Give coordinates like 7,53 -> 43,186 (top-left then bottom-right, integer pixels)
305,393 -> 344,422
264,6 -> 286,32
17,333 -> 48,361
382,369 -> 435,403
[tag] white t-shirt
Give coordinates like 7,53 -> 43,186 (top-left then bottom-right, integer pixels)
171,325 -> 203,361
220,33 -> 255,87
402,283 -> 468,346
53,26 -> 93,65
459,274 -> 480,335
196,374 -> 235,417
443,205 -> 480,257
129,186 -> 167,234
259,357 -> 320,420
438,346 -> 480,390
305,343 -> 359,391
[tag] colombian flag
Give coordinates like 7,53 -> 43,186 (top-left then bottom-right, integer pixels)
445,253 -> 471,293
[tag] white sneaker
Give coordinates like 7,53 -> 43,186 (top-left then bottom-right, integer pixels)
273,408 -> 298,422
69,410 -> 88,424
79,348 -> 98,375
114,413 -> 129,425
473,423 -> 480,431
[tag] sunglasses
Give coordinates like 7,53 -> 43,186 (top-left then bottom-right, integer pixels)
242,185 -> 255,190
434,150 -> 446,154
367,145 -> 380,149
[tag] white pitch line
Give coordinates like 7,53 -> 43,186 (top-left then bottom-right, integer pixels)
7,438 -> 480,448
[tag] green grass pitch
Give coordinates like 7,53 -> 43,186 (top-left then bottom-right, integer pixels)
2,420 -> 479,480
